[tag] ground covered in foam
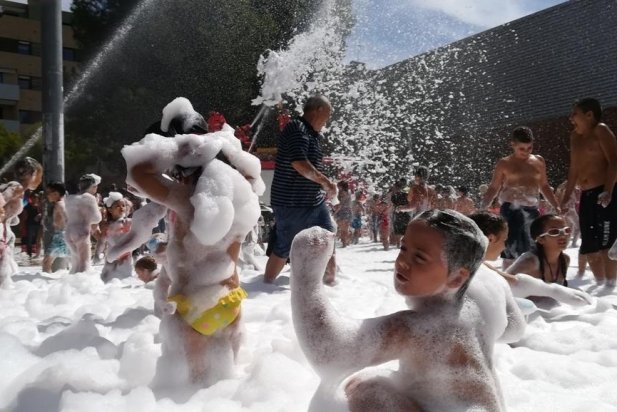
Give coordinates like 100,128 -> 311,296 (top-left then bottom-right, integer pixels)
1,243 -> 616,412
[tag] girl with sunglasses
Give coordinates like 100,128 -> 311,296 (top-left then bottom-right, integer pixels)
506,214 -> 571,286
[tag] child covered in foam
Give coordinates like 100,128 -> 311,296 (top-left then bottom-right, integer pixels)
291,209 -> 525,412
99,192 -> 133,282
65,174 -> 103,273
0,157 -> 42,286
0,194 -> 18,287
122,97 -> 265,387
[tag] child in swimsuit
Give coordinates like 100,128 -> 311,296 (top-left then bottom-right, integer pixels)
350,191 -> 364,245
506,214 -> 571,287
42,182 -> 69,273
373,196 -> 391,251
291,210 -> 525,411
469,211 -> 590,306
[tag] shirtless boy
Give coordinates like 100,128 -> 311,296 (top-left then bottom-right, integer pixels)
291,210 -> 525,412
482,127 -> 561,269
454,186 -> 476,216
406,166 -> 437,215
560,98 -> 617,286
42,182 -> 69,273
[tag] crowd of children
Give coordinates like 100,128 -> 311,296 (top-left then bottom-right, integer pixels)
0,95 -> 615,411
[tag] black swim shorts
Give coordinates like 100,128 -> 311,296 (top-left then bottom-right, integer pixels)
579,185 -> 617,255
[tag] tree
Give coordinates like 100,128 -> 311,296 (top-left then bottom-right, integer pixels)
64,0 -> 327,185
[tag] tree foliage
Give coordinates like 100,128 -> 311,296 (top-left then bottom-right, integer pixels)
63,0 -> 324,187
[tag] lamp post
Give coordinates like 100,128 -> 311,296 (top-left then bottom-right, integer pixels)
41,0 -> 65,182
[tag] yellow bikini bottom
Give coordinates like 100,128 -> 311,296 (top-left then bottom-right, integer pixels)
168,287 -> 248,336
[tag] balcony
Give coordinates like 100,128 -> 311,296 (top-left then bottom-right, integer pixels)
0,83 -> 20,101
0,119 -> 20,133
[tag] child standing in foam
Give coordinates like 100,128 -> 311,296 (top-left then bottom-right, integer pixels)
290,210 -> 525,412
65,174 -> 103,274
100,192 -> 133,282
42,182 -> 69,273
0,195 -> 18,287
469,211 -> 591,306
506,214 -> 573,287
122,97 -> 265,388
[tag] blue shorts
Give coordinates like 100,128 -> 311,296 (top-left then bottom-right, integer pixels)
500,202 -> 540,260
272,203 -> 335,259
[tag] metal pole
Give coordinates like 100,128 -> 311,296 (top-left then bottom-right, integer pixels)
41,0 -> 65,182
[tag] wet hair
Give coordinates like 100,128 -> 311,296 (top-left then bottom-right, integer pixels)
511,126 -> 534,143
414,166 -> 429,180
529,214 -> 568,283
468,211 -> 507,237
46,181 -> 66,196
574,98 -> 602,123
78,174 -> 101,193
415,209 -> 488,300
14,157 -> 42,181
303,95 -> 331,113
134,255 -> 157,272
457,186 -> 469,196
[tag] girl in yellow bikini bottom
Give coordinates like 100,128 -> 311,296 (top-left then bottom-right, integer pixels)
168,287 -> 248,336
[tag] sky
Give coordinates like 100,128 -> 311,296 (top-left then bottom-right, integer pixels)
346,0 -> 568,68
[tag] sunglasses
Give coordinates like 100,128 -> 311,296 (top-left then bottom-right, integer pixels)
539,227 -> 571,238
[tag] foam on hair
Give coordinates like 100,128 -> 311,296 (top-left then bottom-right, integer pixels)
414,209 -> 488,299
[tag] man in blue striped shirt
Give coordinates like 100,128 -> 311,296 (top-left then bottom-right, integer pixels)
264,95 -> 338,284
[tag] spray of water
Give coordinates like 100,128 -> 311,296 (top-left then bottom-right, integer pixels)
0,0 -> 157,178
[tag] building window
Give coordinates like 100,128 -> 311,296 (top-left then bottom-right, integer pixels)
19,110 -> 41,124
63,47 -> 77,61
17,41 -> 31,55
18,76 -> 32,89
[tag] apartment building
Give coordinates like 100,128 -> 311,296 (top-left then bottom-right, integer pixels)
0,0 -> 79,134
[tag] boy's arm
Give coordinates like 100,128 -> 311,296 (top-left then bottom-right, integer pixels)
537,156 -> 561,213
290,227 -> 415,380
481,160 -> 505,209
510,272 -> 591,305
597,124 -> 617,207
498,280 -> 526,343
560,133 -> 580,210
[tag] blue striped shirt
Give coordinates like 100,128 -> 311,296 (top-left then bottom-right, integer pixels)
271,118 -> 325,207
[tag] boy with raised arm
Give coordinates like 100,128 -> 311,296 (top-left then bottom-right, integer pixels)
291,210 -> 525,412
560,98 -> 617,287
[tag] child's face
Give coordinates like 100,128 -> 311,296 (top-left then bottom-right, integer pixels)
26,169 -> 43,190
394,221 -> 451,297
110,200 -> 127,220
486,227 -> 508,261
45,189 -> 59,203
569,106 -> 595,134
537,217 -> 570,251
135,267 -> 154,283
511,141 -> 533,159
